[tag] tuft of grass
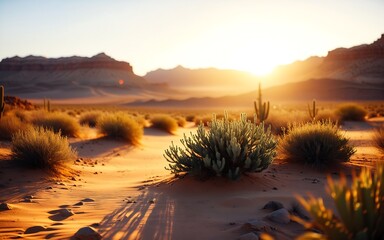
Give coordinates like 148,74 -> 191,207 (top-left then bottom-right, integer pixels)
150,114 -> 178,133
335,104 -> 367,122
0,114 -> 32,141
79,111 -> 102,127
11,127 -> 77,172
31,111 -> 81,137
97,112 -> 143,145
175,116 -> 187,127
373,125 -> 384,153
279,121 -> 355,167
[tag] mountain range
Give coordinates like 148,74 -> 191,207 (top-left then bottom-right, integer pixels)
1,34 -> 383,105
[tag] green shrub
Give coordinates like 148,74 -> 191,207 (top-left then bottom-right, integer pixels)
0,114 -> 32,141
11,127 -> 77,172
164,114 -> 277,180
97,112 -> 143,145
335,104 -> 367,122
279,121 -> 355,167
32,111 -> 81,137
373,126 -> 384,153
150,114 -> 178,133
297,163 -> 384,240
79,111 -> 102,127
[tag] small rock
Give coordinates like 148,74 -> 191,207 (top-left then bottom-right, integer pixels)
242,220 -> 270,231
24,195 -> 34,199
74,201 -> 84,206
81,198 -> 95,202
25,225 -> 47,234
59,208 -> 74,217
0,202 -> 12,210
73,226 -> 101,240
272,187 -> 278,190
262,201 -> 284,211
237,232 -> 259,240
266,208 -> 290,224
149,198 -> 156,204
71,177 -> 77,181
46,186 -> 53,189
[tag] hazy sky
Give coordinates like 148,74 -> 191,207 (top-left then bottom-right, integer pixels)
0,0 -> 383,76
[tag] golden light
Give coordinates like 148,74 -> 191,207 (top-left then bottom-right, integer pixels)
118,79 -> 124,85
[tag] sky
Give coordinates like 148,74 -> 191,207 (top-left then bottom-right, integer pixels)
0,0 -> 383,76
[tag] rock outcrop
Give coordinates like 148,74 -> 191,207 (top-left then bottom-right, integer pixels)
0,53 -> 133,72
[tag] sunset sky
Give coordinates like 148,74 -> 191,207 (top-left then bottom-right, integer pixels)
0,0 -> 383,76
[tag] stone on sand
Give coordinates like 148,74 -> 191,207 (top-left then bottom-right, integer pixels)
262,201 -> 284,211
0,202 -> 12,210
266,208 -> 290,224
73,226 -> 101,240
81,198 -> 95,202
25,225 -> 47,234
59,208 -> 74,217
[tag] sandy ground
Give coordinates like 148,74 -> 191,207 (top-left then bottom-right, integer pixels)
0,119 -> 383,240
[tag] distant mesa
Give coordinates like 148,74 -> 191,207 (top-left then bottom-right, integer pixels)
0,52 -> 133,72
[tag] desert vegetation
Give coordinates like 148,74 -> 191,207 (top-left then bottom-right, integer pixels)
150,114 -> 178,133
97,112 -> 143,145
0,114 -> 32,141
373,125 -> 384,153
11,127 -> 77,172
335,103 -> 367,122
164,114 -> 277,180
279,121 -> 355,167
31,111 -> 81,137
79,111 -> 103,127
297,163 -> 384,240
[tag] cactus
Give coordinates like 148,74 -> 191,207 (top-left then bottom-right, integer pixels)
254,83 -> 269,123
308,99 -> 318,120
43,98 -> 51,112
0,85 -> 5,119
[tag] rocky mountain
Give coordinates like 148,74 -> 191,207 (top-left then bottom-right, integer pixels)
264,34 -> 384,86
144,65 -> 260,96
0,53 -> 171,101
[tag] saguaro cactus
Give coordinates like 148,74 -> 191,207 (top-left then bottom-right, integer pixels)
0,85 -> 5,119
254,83 -> 269,123
308,99 -> 318,120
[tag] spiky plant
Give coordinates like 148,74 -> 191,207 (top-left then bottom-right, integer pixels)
164,113 -> 277,180
308,99 -> 319,121
254,83 -> 270,123
373,126 -> 384,153
297,163 -> 384,240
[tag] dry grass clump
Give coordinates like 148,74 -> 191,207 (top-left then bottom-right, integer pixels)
31,111 -> 81,137
150,114 -> 178,133
97,112 -> 143,145
0,114 -> 32,141
279,121 -> 355,167
175,116 -> 187,127
11,127 -> 77,172
335,103 -> 367,122
266,111 -> 309,135
185,115 -> 196,122
79,111 -> 102,127
316,109 -> 339,124
373,126 -> 384,153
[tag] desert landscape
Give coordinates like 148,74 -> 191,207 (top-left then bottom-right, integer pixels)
1,1 -> 384,240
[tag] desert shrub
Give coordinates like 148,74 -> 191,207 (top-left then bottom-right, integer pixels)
185,115 -> 196,122
335,104 -> 367,122
279,121 -> 355,167
194,115 -> 211,126
0,114 -> 32,141
12,109 -> 31,122
11,127 -> 77,172
373,126 -> 384,153
79,111 -> 102,127
97,112 -> 143,145
316,109 -> 339,124
297,163 -> 384,240
31,112 -> 81,137
175,116 -> 187,127
164,114 -> 277,180
150,114 -> 178,133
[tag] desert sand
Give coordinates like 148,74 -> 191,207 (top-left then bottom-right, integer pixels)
0,119 -> 383,240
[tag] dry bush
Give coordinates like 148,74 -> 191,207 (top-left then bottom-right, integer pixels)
279,121 -> 355,167
175,116 -> 187,127
373,125 -> 384,153
11,127 -> 77,172
150,114 -> 178,133
97,112 -> 143,145
31,111 -> 81,137
265,111 -> 309,135
79,111 -> 102,127
0,114 -> 33,141
335,103 -> 367,122
185,115 -> 196,122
